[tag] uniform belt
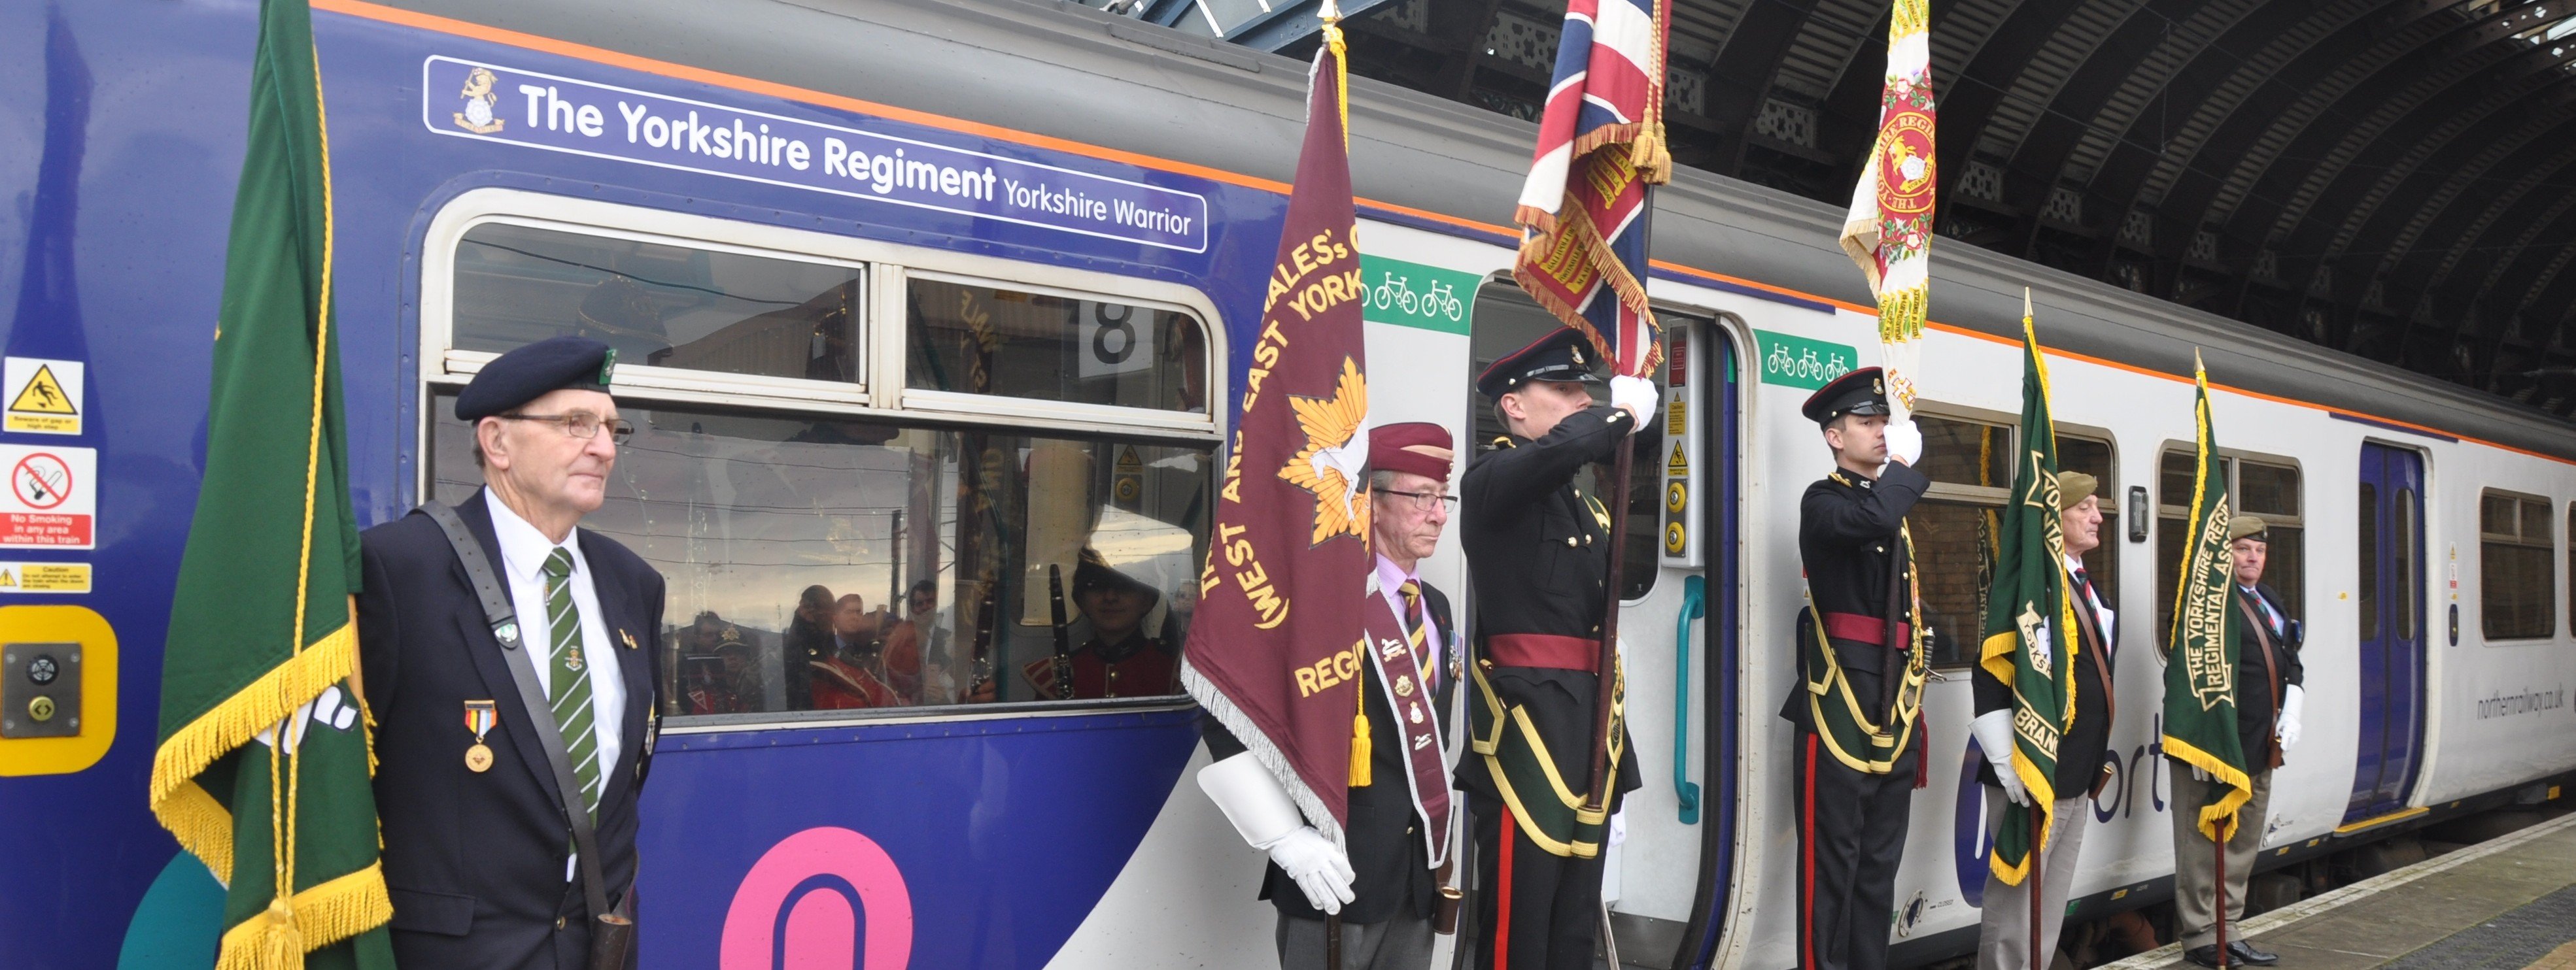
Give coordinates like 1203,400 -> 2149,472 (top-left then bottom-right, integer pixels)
1483,633 -> 1598,673
1819,612 -> 1912,646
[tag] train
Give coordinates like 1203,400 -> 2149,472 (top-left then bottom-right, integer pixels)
3,1 -> 2572,968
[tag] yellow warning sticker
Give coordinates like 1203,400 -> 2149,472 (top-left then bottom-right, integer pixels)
3,358 -> 82,435
0,561 -> 90,594
1665,400 -> 1685,435
1666,442 -> 1689,477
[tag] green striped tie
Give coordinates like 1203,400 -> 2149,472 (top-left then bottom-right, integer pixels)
542,548 -> 601,820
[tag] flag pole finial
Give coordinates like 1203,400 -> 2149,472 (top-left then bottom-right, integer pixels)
2022,288 -> 2032,323
1319,0 -> 1341,24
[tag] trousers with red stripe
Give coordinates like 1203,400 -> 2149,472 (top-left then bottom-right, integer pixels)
1793,725 -> 1919,970
1468,792 -> 1604,970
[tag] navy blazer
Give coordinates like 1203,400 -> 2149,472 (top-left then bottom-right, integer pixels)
358,490 -> 664,970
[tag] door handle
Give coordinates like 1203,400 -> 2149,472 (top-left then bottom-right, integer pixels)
1673,575 -> 1706,825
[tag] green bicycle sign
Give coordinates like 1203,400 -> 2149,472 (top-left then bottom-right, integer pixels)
1359,255 -> 1477,335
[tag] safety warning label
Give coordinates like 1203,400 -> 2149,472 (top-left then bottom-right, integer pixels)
3,358 -> 83,435
0,561 -> 90,593
0,444 -> 94,548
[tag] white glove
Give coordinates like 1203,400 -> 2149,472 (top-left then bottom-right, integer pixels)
1609,375 -> 1657,433
1266,826 -> 1358,914
1198,752 -> 1355,913
1972,709 -> 2031,807
1883,417 -> 1923,466
2276,684 -> 2304,754
1607,807 -> 1628,848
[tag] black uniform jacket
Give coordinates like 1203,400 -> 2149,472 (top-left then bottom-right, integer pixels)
1782,461 -> 1929,725
1974,569 -> 2114,795
358,490 -> 665,969
1203,581 -> 1458,924
2231,582 -> 2305,767
1453,405 -> 1642,806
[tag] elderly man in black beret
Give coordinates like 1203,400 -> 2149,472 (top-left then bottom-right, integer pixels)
356,335 -> 665,969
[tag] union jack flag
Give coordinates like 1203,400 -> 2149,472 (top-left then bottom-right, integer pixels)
1512,0 -> 1672,379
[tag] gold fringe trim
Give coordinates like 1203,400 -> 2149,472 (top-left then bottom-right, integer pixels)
149,622 -> 358,873
1876,284 -> 1927,344
2164,735 -> 2256,843
215,861 -> 395,970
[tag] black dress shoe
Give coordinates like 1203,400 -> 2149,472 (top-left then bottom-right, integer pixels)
2184,944 -> 2226,967
2230,939 -> 2280,965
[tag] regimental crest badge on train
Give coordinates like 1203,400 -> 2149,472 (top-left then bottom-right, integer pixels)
453,67 -> 506,134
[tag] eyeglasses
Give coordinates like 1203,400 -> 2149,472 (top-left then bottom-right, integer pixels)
1375,488 -> 1458,512
498,412 -> 636,444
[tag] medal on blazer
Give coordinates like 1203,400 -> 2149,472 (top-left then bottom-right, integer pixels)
621,629 -> 639,650
462,699 -> 497,773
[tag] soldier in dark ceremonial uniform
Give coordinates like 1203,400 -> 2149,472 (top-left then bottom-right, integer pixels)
1457,329 -> 1657,969
1783,366 -> 1926,970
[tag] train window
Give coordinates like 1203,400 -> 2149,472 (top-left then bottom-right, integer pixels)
427,393 -> 1213,715
2357,482 -> 2380,641
906,276 -> 1209,415
453,221 -> 864,384
1906,412 -> 2012,667
2154,450 -> 2304,639
2478,491 -> 2556,641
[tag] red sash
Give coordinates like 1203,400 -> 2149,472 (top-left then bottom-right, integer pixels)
1362,590 -> 1454,867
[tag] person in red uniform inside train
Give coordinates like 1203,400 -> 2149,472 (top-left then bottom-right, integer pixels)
1022,548 -> 1180,699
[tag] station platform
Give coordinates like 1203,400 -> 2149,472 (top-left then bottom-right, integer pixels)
2104,812 -> 2576,970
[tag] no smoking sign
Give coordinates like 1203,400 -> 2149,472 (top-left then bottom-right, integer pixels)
0,444 -> 94,549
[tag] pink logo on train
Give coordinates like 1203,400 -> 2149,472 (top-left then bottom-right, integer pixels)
720,826 -> 915,969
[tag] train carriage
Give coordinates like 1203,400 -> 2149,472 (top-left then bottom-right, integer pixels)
3,1 -> 2573,969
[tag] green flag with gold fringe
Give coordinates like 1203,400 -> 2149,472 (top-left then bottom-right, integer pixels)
149,2 -> 395,967
1978,300 -> 2078,886
2161,353 -> 2254,843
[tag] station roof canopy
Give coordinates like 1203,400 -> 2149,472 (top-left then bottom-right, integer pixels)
1118,0 -> 2576,418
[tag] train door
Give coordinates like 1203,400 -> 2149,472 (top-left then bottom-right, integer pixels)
1456,288 -> 1740,969
2348,443 -> 2427,822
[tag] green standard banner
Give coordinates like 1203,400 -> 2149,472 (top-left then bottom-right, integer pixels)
1755,329 -> 1859,389
1358,255 -> 1477,335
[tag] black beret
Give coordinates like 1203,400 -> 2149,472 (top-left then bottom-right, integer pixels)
1476,328 -> 1603,400
455,336 -> 618,422
1072,546 -> 1158,599
1800,366 -> 1889,427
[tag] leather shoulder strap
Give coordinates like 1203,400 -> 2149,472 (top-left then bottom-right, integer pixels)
417,501 -> 614,921
2069,585 -> 2115,725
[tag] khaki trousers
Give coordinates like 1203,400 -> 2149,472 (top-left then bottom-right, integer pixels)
2170,767 -> 2273,951
1978,793 -> 2091,969
1276,911 -> 1436,970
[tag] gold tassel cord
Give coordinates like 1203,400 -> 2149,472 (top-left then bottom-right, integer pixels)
1349,664 -> 1373,787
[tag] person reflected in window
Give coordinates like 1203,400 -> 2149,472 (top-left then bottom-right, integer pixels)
812,594 -> 908,709
782,584 -> 836,709
905,580 -> 958,705
1023,548 -> 1179,699
677,612 -> 759,714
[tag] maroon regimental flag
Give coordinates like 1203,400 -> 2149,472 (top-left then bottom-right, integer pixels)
1179,20 -> 1375,845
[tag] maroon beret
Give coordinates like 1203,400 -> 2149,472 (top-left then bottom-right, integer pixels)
1369,422 -> 1454,483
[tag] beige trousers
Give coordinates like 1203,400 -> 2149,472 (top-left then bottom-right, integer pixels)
2170,767 -> 2274,951
1978,794 -> 2092,969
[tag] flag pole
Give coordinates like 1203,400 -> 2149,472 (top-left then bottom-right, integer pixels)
2214,833 -> 2230,968
2029,801 -> 2044,966
1316,3 -> 1348,958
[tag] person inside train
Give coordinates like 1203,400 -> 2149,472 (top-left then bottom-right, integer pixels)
1972,471 -> 2118,969
1021,548 -> 1179,699
2170,515 -> 2305,968
904,579 -> 960,705
810,592 -> 910,709
782,583 -> 837,709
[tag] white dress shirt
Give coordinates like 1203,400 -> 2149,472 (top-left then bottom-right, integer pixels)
1373,554 -> 1441,690
2067,554 -> 2114,646
487,493 -> 625,878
